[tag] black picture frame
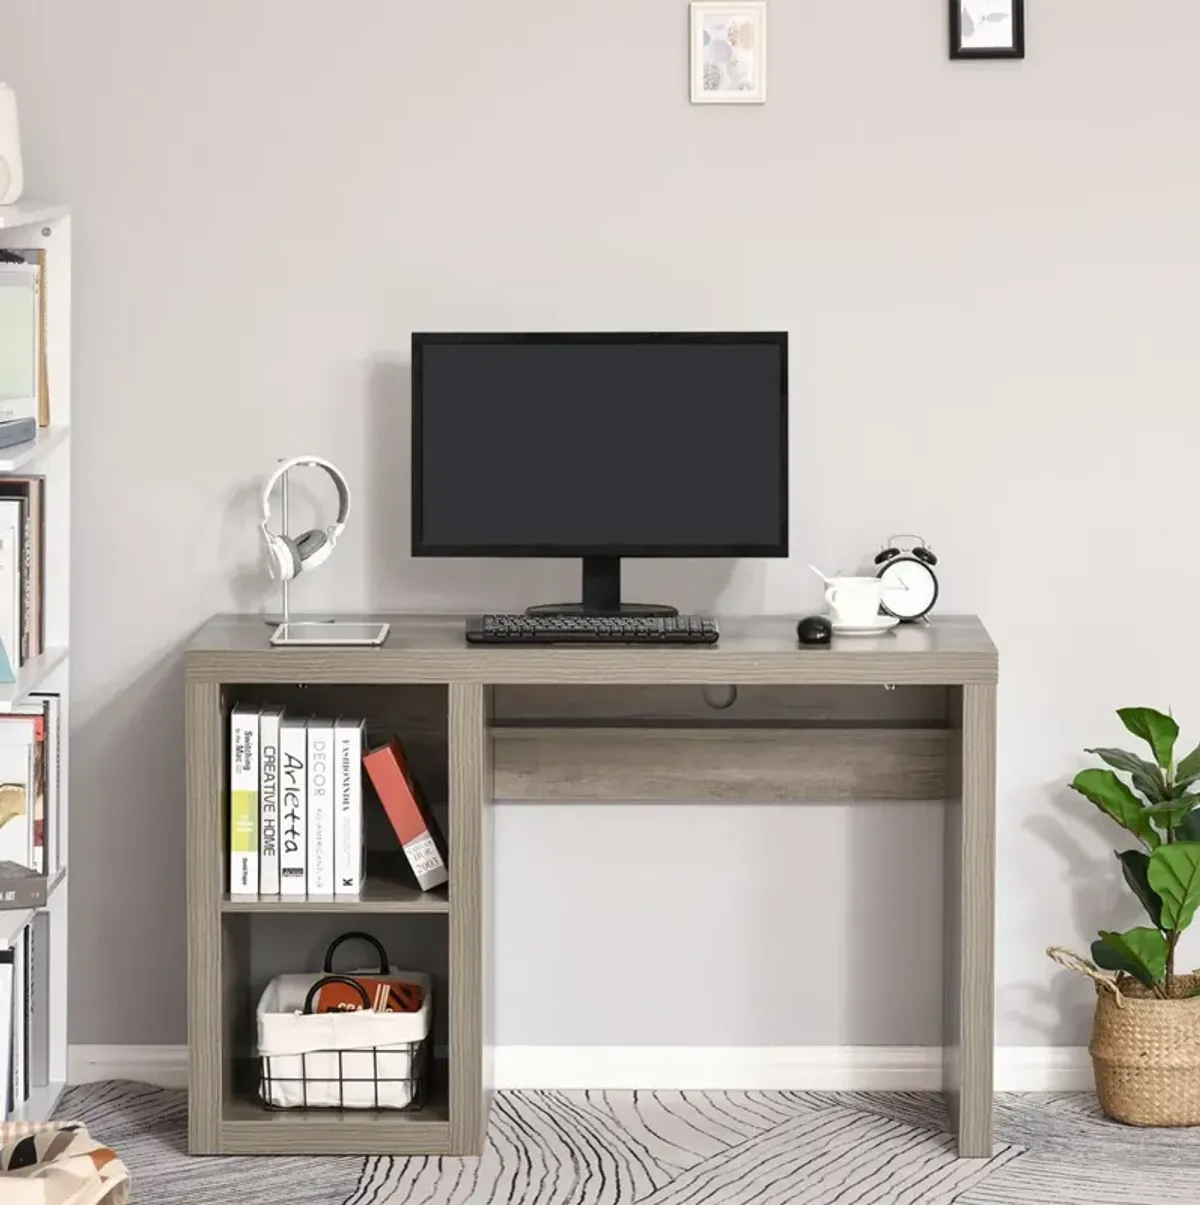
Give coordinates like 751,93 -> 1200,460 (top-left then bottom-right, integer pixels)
950,0 -> 1025,60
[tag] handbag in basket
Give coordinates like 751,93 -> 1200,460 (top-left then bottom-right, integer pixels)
257,931 -> 432,1110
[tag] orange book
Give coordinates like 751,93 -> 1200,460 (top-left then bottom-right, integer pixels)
316,976 -> 424,1014
363,739 -> 448,891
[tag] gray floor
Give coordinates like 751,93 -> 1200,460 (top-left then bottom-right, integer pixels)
53,1082 -> 1200,1204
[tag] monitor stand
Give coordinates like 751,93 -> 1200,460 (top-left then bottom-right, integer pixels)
526,556 -> 678,618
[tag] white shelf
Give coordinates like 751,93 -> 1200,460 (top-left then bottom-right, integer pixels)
0,647 -> 68,712
0,202 -> 70,231
0,426 -> 69,473
0,869 -> 66,949
10,1080 -> 65,1123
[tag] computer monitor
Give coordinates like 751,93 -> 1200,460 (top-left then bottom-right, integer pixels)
412,332 -> 788,615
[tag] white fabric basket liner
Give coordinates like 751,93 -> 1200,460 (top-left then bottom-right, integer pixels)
257,968 -> 431,1109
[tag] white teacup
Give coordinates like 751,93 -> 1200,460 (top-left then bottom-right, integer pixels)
824,577 -> 885,626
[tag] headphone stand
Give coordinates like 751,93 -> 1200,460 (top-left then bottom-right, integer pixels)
266,461 -> 390,648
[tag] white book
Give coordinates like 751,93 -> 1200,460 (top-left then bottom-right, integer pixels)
0,954 -> 10,1119
258,707 -> 283,896
0,716 -> 35,869
11,925 -> 25,1108
0,506 -> 21,673
307,718 -> 335,896
0,263 -> 38,425
278,717 -> 308,896
334,718 -> 366,895
229,705 -> 259,896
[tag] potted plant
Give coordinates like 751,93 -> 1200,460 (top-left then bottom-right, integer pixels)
1049,706 -> 1200,1126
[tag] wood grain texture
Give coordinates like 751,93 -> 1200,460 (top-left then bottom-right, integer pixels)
184,611 -> 998,1157
219,882 -> 450,914
481,688 -> 496,1116
220,1084 -> 451,1155
494,684 -> 950,726
186,680 -> 222,1154
448,683 -> 489,1155
494,727 -> 951,802
943,684 -> 996,1158
187,614 -> 998,686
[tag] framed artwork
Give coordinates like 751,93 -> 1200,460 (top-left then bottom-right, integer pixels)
690,2 -> 767,105
950,0 -> 1025,60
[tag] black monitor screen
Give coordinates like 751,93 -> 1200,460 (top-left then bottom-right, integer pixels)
413,334 -> 787,556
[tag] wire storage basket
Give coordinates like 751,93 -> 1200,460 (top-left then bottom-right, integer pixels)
256,932 -> 432,1110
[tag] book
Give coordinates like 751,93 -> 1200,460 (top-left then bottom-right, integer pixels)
278,716 -> 308,896
229,705 -> 260,896
27,913 -> 46,1095
0,419 -> 35,451
0,476 -> 46,659
334,717 -> 366,895
258,707 -> 283,895
0,707 -> 44,873
364,739 -> 448,891
0,950 -> 10,1118
0,716 -> 36,870
307,718 -> 335,895
26,694 -> 59,874
0,861 -> 46,909
0,248 -> 48,426
0,260 -> 38,425
0,505 -> 21,672
11,923 -> 25,1108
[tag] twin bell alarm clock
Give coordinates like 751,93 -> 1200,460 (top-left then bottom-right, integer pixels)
873,534 -> 939,622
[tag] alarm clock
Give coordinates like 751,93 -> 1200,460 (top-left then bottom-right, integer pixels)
874,535 -> 939,623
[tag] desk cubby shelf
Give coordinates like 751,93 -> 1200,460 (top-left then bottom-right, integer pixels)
187,613 -> 997,1157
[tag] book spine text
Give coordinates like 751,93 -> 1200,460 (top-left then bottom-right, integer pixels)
307,720 -> 334,895
229,707 -> 259,895
279,720 -> 307,895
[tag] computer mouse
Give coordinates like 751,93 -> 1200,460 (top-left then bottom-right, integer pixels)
796,615 -> 833,646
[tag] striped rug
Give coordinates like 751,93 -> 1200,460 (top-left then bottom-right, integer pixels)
51,1082 -> 1200,1203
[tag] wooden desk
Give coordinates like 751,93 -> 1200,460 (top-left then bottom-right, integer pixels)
186,614 -> 997,1157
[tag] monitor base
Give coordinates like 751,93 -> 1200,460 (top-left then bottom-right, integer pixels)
525,555 -> 679,618
526,601 -> 679,618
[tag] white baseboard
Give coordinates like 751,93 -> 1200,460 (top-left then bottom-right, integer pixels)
68,1044 -> 1093,1093
69,1045 -> 189,1089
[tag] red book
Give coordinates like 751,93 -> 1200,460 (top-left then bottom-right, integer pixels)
363,739 -> 448,891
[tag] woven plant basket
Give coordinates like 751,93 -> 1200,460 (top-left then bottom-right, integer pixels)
1049,947 -> 1200,1127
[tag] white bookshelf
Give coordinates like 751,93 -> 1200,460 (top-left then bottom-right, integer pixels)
0,203 -> 71,1122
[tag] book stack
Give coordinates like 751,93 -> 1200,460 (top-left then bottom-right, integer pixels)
0,694 -> 62,886
0,474 -> 46,680
0,911 -> 45,1119
229,708 -> 447,898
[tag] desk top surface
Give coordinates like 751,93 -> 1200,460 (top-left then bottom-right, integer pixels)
187,614 -> 997,686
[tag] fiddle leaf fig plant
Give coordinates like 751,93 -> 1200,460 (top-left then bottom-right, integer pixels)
1069,707 -> 1200,997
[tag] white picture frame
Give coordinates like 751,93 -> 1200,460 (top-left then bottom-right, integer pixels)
690,2 -> 767,105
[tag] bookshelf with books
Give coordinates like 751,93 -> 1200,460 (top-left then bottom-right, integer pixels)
0,203 -> 70,1124
188,679 -> 466,1155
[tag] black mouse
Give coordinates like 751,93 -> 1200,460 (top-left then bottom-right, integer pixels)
797,615 -> 833,646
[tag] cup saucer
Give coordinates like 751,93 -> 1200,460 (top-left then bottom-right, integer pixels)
830,615 -> 900,637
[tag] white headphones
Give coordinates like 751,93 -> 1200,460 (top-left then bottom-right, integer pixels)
260,456 -> 351,581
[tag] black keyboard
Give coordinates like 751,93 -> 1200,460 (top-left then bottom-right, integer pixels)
466,614 -> 720,646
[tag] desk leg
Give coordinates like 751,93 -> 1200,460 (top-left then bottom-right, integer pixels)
944,683 -> 996,1157
449,683 -> 492,1155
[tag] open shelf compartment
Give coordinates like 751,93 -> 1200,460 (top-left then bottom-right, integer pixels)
217,910 -> 451,1154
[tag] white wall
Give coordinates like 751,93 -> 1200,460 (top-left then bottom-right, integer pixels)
2,0 -> 1196,1048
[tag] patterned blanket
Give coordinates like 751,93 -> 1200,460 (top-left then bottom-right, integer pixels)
0,1120 -> 130,1205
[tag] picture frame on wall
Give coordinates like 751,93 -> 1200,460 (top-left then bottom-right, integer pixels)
950,0 -> 1025,60
690,2 -> 767,105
